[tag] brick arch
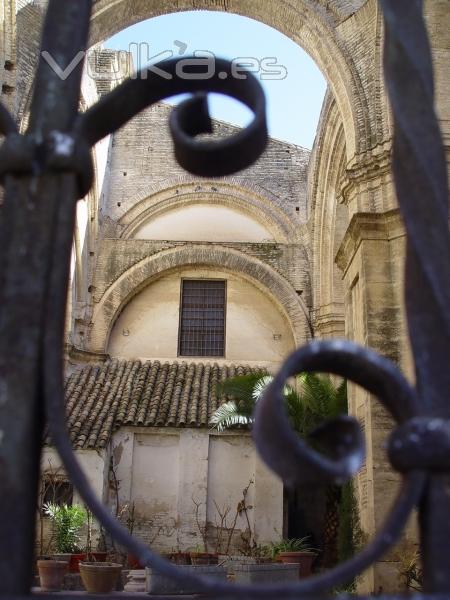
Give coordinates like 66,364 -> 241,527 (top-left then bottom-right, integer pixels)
87,0 -> 373,158
116,181 -> 300,243
88,245 -> 311,352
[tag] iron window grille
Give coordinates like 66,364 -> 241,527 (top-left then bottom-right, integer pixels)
178,279 -> 226,357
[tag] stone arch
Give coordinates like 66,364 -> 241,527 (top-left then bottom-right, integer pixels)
116,181 -> 300,243
12,1 -> 385,159
88,244 -> 311,352
88,0 -> 371,158
309,91 -> 349,336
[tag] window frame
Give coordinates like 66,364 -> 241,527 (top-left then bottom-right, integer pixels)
40,476 -> 74,514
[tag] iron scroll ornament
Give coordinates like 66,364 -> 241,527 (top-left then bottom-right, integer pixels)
0,0 -> 448,598
44,1 -> 447,598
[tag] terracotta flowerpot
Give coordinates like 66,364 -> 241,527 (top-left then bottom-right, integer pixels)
190,552 -> 218,566
69,553 -> 87,572
166,552 -> 191,565
79,562 -> 122,594
86,551 -> 108,563
277,551 -> 317,577
37,560 -> 67,592
51,553 -> 71,564
127,552 -> 144,569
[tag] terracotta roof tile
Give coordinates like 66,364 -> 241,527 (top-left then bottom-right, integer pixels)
63,360 -> 264,449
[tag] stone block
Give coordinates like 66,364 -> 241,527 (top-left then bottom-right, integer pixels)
124,569 -> 147,593
146,564 -> 227,595
233,563 -> 299,584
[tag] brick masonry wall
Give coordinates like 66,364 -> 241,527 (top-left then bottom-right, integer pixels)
100,101 -> 310,229
93,239 -> 310,307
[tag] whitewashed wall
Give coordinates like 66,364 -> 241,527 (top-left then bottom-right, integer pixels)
110,427 -> 283,554
38,448 -> 108,553
108,267 -> 296,369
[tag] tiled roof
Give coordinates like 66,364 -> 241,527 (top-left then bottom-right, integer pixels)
63,360 -> 263,450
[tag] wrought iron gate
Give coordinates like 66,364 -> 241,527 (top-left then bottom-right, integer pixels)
0,1 -> 449,598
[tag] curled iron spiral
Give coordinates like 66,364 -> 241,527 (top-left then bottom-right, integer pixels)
0,0 -> 449,597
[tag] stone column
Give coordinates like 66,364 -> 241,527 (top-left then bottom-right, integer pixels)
336,209 -> 416,594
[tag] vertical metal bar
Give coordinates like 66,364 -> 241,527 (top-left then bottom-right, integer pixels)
0,1 -> 92,595
381,0 -> 450,593
28,1 -> 93,136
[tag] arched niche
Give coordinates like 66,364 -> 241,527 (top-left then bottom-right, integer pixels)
88,244 -> 311,353
131,204 -> 276,243
117,182 -> 300,243
108,266 -> 297,366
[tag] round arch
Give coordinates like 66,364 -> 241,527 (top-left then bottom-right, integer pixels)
116,180 -> 300,243
87,0 -> 371,158
13,1 -> 380,159
88,244 -> 312,352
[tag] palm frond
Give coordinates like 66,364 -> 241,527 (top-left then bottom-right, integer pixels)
209,400 -> 253,432
288,373 -> 348,435
211,371 -> 347,435
334,379 -> 348,413
216,373 -> 266,407
252,375 -> 274,400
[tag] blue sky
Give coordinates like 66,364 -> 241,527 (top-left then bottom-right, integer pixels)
105,11 -> 327,149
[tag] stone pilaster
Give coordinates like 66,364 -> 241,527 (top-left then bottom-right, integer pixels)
312,302 -> 345,338
339,142 -> 396,218
253,454 -> 284,545
336,209 -> 416,594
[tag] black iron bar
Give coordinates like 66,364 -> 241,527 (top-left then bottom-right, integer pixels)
0,0 -> 92,595
381,0 -> 450,592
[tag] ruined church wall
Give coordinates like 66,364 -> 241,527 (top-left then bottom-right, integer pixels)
111,427 -> 283,555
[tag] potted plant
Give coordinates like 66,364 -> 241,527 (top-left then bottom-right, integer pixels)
164,550 -> 191,565
44,503 -> 87,572
270,537 -> 318,577
79,560 -> 123,594
189,497 -> 219,566
250,544 -> 274,564
189,545 -> 219,566
117,502 -> 142,569
37,558 -> 68,592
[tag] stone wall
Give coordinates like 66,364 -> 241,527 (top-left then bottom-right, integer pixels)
111,427 -> 283,555
101,101 -> 310,231
86,243 -> 311,355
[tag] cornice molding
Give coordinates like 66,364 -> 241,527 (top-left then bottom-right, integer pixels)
65,344 -> 110,365
339,141 -> 393,205
335,208 -> 404,274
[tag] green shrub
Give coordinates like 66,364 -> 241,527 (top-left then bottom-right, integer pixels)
266,536 -> 317,558
44,503 -> 87,553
